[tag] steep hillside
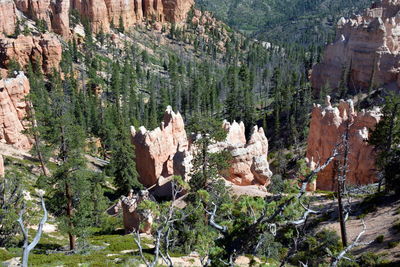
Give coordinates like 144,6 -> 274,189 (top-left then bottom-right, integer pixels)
197,0 -> 374,46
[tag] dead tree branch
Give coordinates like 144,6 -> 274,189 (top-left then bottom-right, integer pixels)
330,220 -> 372,267
17,193 -> 48,267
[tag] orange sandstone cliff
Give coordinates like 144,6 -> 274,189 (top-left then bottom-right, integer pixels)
311,0 -> 400,93
306,96 -> 381,191
0,0 -> 194,37
0,33 -> 62,75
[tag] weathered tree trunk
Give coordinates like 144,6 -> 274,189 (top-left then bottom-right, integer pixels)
338,120 -> 350,247
18,195 -> 48,267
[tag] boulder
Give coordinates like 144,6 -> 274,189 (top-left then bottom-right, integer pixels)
0,33 -> 62,74
0,72 -> 32,150
306,96 -> 381,191
311,0 -> 400,94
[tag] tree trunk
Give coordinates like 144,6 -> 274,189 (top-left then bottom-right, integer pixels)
60,125 -> 76,251
28,103 -> 49,177
338,120 -> 350,247
337,182 -> 347,247
66,182 -> 76,251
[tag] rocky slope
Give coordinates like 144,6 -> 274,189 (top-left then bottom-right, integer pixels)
0,72 -> 32,150
312,0 -> 400,94
306,96 -> 381,191
131,106 -> 272,188
0,0 -> 194,37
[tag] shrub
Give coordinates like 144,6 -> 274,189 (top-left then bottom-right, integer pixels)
392,220 -> 400,233
358,252 -> 382,266
387,241 -> 399,249
375,235 -> 384,243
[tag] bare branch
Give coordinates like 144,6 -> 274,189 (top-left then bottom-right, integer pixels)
18,195 -> 48,267
206,202 -> 227,233
330,220 -> 372,267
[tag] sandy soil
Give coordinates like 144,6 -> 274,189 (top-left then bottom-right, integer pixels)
318,198 -> 400,262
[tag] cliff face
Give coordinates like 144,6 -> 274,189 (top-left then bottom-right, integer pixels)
311,0 -> 400,93
0,34 -> 62,75
131,107 -> 272,188
0,0 -> 194,37
0,72 -> 32,150
0,0 -> 18,36
306,96 -> 381,191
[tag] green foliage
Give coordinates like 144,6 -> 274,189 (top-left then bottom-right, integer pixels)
369,94 -> 400,194
0,171 -> 23,247
36,19 -> 48,33
107,131 -> 142,195
187,116 -> 230,191
357,252 -> 386,266
387,241 -> 399,249
290,229 -> 342,266
197,0 -> 372,47
6,59 -> 21,78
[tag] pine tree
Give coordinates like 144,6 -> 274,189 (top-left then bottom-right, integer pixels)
107,130 -> 142,195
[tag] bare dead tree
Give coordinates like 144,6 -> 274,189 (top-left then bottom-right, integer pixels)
17,192 -> 48,267
337,119 -> 352,247
133,178 -> 188,267
205,146 -> 341,265
329,220 -> 372,267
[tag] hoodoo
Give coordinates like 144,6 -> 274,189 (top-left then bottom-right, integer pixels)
131,107 -> 272,188
0,0 -> 194,37
306,96 -> 381,191
0,72 -> 32,150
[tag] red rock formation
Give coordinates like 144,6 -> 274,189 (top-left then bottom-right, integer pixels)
0,72 -> 32,150
120,190 -> 153,234
0,0 -> 18,36
213,121 -> 272,186
311,0 -> 400,94
306,96 -> 381,191
1,0 -> 194,37
131,106 -> 272,188
0,33 -> 62,74
131,106 -> 189,187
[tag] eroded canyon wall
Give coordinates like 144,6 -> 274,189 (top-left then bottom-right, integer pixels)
0,0 -> 194,37
311,0 -> 400,93
0,33 -> 62,75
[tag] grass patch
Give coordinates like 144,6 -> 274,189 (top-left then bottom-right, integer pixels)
0,249 -> 14,261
